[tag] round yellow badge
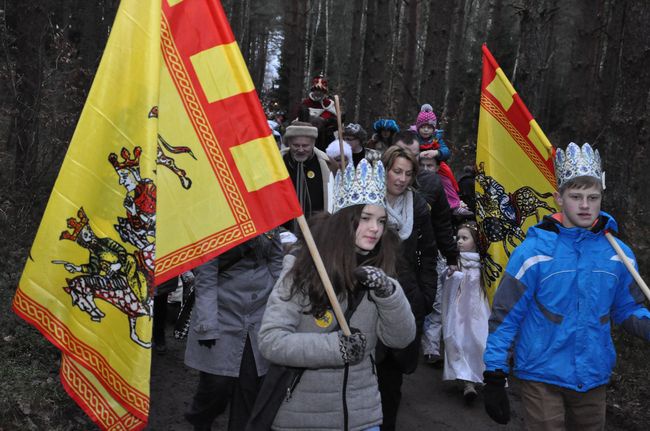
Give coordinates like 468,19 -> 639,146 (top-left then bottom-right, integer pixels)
315,310 -> 333,328
307,170 -> 315,179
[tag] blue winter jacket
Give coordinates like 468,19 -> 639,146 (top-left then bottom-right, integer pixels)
484,212 -> 650,392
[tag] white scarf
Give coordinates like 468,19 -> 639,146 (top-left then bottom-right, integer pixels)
386,190 -> 414,240
459,251 -> 481,269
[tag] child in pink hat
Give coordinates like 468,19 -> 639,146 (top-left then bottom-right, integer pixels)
415,104 -> 471,216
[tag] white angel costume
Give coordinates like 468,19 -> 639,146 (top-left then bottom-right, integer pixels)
441,251 -> 490,383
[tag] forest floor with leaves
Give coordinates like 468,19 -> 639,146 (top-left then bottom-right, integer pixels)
1,236 -> 650,430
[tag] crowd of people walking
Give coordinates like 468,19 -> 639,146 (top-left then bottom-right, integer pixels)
157,75 -> 650,431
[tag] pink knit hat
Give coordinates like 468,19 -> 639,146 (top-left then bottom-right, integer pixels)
415,104 -> 437,129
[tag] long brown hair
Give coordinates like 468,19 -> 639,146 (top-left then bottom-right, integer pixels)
288,205 -> 399,317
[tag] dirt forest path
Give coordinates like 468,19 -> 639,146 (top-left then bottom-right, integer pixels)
145,325 -> 528,430
145,321 -> 635,430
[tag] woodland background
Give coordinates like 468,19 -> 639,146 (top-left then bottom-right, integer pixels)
0,0 -> 649,429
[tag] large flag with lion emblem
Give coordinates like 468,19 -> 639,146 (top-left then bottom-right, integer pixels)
12,0 -> 302,429
476,45 -> 557,303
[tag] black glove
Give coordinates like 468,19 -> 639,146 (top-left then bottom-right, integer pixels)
198,339 -> 216,348
354,266 -> 394,298
338,328 -> 367,365
483,370 -> 510,424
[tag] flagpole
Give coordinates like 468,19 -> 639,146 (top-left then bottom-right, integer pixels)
296,214 -> 352,336
334,95 -> 346,174
605,231 -> 650,302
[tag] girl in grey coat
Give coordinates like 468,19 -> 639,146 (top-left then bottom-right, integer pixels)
258,203 -> 416,431
184,231 -> 284,431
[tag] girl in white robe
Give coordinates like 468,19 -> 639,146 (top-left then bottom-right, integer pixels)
441,222 -> 490,404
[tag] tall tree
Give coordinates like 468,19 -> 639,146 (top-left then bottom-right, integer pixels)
344,0 -> 366,119
421,0 -> 454,116
277,0 -> 308,116
359,0 -> 393,126
396,0 -> 418,119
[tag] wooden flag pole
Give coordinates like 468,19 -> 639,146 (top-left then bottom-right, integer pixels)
296,214 -> 351,336
605,231 -> 650,302
334,95 -> 346,174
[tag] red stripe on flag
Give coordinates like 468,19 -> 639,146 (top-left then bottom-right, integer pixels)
481,44 -> 499,90
505,95 -> 533,139
163,0 -> 235,54
511,93 -> 534,123
205,90 -> 271,150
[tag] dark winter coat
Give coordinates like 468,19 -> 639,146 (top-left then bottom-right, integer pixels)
375,190 -> 437,374
396,190 -> 439,327
415,171 -> 459,266
457,172 -> 476,213
184,232 -> 284,377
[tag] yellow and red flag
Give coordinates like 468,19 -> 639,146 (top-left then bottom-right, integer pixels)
156,0 -> 302,283
12,0 -> 301,429
476,45 -> 557,303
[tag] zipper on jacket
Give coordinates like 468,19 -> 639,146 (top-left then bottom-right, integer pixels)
342,363 -> 350,431
285,370 -> 303,402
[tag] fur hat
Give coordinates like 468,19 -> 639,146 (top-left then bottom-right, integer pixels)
284,121 -> 318,140
326,139 -> 353,161
415,104 -> 437,129
343,123 -> 367,142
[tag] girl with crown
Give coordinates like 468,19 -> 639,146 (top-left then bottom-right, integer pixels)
257,159 -> 415,431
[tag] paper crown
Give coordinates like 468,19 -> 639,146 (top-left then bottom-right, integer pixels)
333,158 -> 386,213
554,142 -> 603,188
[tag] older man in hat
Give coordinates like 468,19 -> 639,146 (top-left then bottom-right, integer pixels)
281,122 -> 331,230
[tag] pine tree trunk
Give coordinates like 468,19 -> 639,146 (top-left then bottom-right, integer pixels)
386,0 -> 404,116
281,0 -> 308,117
421,0 -> 455,113
397,0 -> 418,119
359,0 -> 392,126
345,0 -> 365,118
324,0 -> 330,77
306,0 -> 323,84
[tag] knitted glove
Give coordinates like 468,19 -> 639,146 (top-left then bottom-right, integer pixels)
198,339 -> 216,349
338,328 -> 367,365
354,266 -> 394,298
483,370 -> 510,424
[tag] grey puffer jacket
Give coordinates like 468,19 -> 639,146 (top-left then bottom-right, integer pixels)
258,255 -> 416,431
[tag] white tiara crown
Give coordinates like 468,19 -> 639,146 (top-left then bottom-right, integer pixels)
333,158 -> 386,213
554,142 -> 603,188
